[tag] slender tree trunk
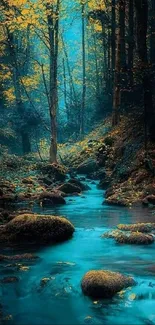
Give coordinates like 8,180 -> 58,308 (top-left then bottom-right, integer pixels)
128,0 -> 134,87
101,20 -> 108,90
134,0 -> 155,142
61,34 -> 78,109
111,0 -> 116,84
134,0 -> 148,63
81,2 -> 86,138
93,32 -> 100,99
120,0 -> 126,68
150,0 -> 155,65
47,0 -> 60,163
62,58 -> 69,121
108,26 -> 111,97
112,0 -> 125,126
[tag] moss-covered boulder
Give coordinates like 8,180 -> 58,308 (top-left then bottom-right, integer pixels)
117,223 -> 155,233
103,229 -> 154,245
4,214 -> 75,244
81,270 -> 135,298
39,191 -> 66,206
104,196 -> 128,207
102,229 -> 122,239
40,163 -> 67,181
68,178 -> 90,191
77,158 -> 98,175
58,182 -> 81,194
116,232 -> 154,245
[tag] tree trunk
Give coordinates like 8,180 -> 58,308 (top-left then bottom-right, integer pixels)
134,0 -> 155,142
47,0 -> 60,163
111,0 -> 116,84
108,25 -> 111,97
134,0 -> 148,63
112,0 -> 125,126
128,0 -> 134,87
101,19 -> 108,91
120,0 -> 126,68
93,32 -> 100,100
81,2 -> 86,138
150,0 -> 155,65
62,58 -> 69,121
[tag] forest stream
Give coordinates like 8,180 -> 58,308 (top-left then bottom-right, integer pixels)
1,0 -> 155,323
0,178 -> 155,325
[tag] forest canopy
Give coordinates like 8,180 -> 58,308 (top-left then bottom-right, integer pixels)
0,0 -> 155,162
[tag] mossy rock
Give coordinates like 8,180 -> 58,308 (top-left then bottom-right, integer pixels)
77,158 -> 98,175
40,163 -> 67,181
68,179 -> 90,191
81,270 -> 135,298
4,214 -> 75,244
116,232 -> 154,245
58,182 -> 81,194
102,230 -> 123,239
117,223 -> 155,233
104,196 -> 128,207
103,229 -> 154,245
39,191 -> 66,206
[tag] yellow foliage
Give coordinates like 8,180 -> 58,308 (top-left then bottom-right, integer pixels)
8,0 -> 27,6
94,22 -> 102,32
21,76 -> 39,90
3,88 -> 16,104
88,0 -> 106,11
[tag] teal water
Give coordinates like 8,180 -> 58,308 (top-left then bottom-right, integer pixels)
0,180 -> 155,325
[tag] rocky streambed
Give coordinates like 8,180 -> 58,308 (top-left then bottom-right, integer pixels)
0,179 -> 155,324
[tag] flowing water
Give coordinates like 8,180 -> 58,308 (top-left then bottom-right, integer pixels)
0,180 -> 155,325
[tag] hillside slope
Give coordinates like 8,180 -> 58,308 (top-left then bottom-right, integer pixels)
60,117 -> 155,207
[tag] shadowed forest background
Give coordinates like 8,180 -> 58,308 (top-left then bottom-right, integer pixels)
0,0 -> 155,324
0,0 -> 155,158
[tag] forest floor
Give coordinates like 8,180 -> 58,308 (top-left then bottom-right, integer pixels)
0,115 -> 155,225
